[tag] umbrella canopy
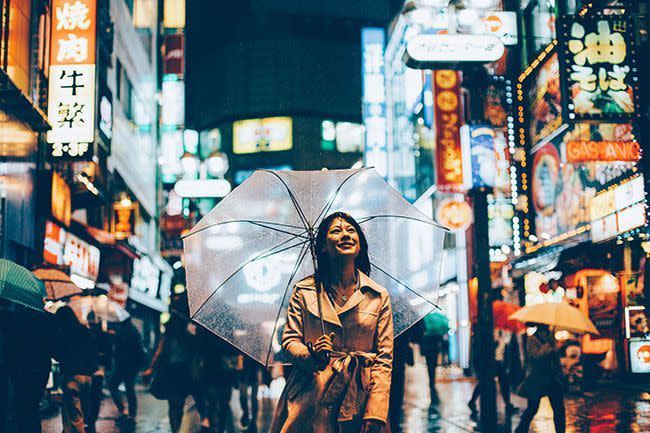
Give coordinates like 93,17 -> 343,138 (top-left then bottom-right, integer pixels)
32,267 -> 83,300
0,259 -> 46,312
66,295 -> 130,324
493,300 -> 526,333
509,301 -> 599,335
184,168 -> 447,365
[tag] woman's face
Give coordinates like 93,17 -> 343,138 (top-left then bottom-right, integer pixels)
324,217 -> 360,260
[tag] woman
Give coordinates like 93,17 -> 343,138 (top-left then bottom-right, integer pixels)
53,306 -> 98,433
515,324 -> 566,433
270,212 -> 394,433
143,297 -> 196,433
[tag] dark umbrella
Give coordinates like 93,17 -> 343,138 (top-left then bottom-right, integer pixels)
0,259 -> 47,312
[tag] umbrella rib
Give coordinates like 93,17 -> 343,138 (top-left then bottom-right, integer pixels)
191,233 -> 310,318
259,170 -> 312,230
254,238 -> 310,261
264,241 -> 310,366
358,214 -> 446,229
370,260 -> 441,310
313,169 -> 365,226
182,219 -> 306,240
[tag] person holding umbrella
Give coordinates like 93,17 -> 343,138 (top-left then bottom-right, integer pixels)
269,212 -> 394,433
515,323 -> 566,433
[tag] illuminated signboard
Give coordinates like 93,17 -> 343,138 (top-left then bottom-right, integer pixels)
527,51 -> 562,147
629,340 -> 650,374
233,117 -> 292,154
51,172 -> 72,226
404,34 -> 505,68
559,15 -> 640,121
47,0 -> 97,159
434,70 -> 465,191
436,198 -> 472,232
44,220 -> 100,282
361,27 -> 387,176
589,175 -> 645,242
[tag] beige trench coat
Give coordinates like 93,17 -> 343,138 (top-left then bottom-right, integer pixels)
270,272 -> 394,433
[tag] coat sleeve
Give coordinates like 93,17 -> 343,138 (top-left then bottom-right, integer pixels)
281,288 -> 316,371
364,293 -> 394,423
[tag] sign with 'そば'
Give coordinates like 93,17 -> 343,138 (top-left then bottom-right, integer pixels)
559,15 -> 640,122
47,0 -> 97,160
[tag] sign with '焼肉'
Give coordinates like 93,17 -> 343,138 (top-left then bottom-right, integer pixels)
47,0 -> 97,159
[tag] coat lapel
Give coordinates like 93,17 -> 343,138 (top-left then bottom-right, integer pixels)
302,282 -> 342,327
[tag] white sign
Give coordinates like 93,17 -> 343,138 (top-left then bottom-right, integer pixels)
617,203 -> 646,234
174,179 -> 232,198
615,176 -> 645,212
479,12 -> 518,45
131,256 -> 160,298
47,64 -> 96,146
591,213 -> 618,243
630,340 -> 650,374
161,79 -> 185,126
63,231 -> 100,282
404,34 -> 505,67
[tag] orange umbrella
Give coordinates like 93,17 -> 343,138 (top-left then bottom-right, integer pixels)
493,300 -> 526,333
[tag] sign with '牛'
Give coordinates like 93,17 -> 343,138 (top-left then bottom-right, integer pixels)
47,0 -> 97,160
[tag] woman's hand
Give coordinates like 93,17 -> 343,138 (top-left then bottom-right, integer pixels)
361,419 -> 384,433
313,332 -> 335,354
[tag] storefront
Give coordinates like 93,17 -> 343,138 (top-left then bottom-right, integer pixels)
513,3 -> 647,379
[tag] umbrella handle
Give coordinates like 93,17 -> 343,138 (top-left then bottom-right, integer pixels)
309,238 -> 326,336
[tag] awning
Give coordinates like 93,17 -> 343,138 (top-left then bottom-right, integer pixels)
0,68 -> 51,132
70,220 -> 141,260
511,237 -> 617,279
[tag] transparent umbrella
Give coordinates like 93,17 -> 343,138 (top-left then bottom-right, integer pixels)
183,168 -> 446,365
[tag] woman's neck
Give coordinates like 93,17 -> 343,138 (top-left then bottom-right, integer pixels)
329,259 -> 357,289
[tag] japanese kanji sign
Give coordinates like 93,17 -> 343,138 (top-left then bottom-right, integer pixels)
559,15 -> 639,121
47,0 -> 97,158
433,70 -> 465,191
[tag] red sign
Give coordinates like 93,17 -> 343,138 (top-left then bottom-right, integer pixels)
109,282 -> 128,308
163,34 -> 184,76
43,220 -> 100,282
50,0 -> 97,66
434,70 -> 465,191
566,140 -> 640,163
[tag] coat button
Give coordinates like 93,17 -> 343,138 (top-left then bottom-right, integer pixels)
326,404 -> 335,412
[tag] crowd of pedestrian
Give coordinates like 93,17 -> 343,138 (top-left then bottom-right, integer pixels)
0,290 -> 264,433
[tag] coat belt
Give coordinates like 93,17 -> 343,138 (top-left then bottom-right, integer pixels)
321,350 -> 377,422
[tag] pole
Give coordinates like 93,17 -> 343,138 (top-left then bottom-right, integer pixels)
470,187 -> 497,432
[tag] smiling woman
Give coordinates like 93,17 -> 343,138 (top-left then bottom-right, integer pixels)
270,212 -> 393,433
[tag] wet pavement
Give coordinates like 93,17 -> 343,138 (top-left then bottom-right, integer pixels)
39,353 -> 650,433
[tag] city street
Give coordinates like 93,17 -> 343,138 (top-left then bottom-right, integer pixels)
40,355 -> 650,433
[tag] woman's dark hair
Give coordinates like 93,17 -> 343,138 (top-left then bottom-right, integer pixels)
314,212 -> 370,287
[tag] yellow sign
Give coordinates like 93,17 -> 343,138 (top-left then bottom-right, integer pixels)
436,198 -> 473,231
233,117 -> 292,154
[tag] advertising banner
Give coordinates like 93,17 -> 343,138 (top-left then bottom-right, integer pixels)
163,34 -> 184,76
362,28 -> 387,176
44,220 -> 100,282
532,122 -> 636,241
47,0 -> 97,160
434,70 -> 464,191
527,52 -> 562,147
559,15 -> 640,122
587,274 -> 620,337
233,117 -> 292,154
